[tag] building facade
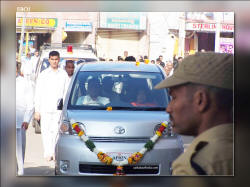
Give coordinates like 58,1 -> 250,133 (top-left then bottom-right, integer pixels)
16,12 -> 233,61
96,12 -> 149,61
16,12 -> 149,61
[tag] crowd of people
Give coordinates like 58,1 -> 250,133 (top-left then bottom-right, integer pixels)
16,50 -> 75,175
100,50 -> 185,79
16,47 -> 233,176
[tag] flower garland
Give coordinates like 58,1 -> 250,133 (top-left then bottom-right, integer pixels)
71,121 -> 169,176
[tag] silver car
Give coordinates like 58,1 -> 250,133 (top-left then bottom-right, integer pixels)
55,62 -> 184,176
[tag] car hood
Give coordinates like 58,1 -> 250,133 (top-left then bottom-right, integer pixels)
66,110 -> 169,137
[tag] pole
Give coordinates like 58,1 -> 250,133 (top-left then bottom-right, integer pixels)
18,16 -> 26,62
25,31 -> 29,55
178,12 -> 186,58
215,12 -> 222,52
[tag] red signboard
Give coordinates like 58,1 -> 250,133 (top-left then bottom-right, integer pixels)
186,22 -> 234,32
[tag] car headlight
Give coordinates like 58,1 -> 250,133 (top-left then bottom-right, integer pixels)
60,119 -> 86,135
60,119 -> 71,134
154,122 -> 174,137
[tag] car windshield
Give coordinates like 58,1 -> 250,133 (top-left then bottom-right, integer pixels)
40,57 -> 97,72
67,71 -> 170,111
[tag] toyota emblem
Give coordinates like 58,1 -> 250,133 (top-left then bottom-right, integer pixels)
114,126 -> 125,134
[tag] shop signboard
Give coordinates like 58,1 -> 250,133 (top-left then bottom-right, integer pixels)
186,22 -> 234,32
16,17 -> 57,28
99,12 -> 146,30
219,38 -> 234,54
64,20 -> 92,32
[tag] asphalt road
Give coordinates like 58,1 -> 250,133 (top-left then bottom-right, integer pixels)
23,124 -> 55,176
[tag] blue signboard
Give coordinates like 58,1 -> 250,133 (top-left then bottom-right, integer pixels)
106,17 -> 140,30
100,12 -> 146,30
64,20 -> 92,32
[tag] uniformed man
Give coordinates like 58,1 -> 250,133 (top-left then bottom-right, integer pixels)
155,52 -> 233,175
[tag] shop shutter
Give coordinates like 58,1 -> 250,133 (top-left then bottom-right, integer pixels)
97,30 -> 140,61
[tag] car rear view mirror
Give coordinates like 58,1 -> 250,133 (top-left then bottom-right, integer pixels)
57,98 -> 63,110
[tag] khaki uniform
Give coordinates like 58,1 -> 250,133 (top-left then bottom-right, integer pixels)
172,123 -> 233,175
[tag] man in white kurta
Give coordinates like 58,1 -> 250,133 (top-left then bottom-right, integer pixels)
30,50 -> 40,74
34,51 -> 68,161
21,52 -> 33,80
16,64 -> 34,175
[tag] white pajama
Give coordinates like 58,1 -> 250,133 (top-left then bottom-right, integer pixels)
40,112 -> 61,158
16,128 -> 26,175
34,67 -> 68,159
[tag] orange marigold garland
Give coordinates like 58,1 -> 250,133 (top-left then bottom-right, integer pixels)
71,120 -> 169,176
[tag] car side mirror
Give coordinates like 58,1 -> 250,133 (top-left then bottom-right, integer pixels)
57,98 -> 63,110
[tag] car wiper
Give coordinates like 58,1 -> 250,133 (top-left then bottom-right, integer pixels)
69,106 -> 108,110
108,106 -> 136,110
143,107 -> 166,111
86,106 -> 107,110
109,107 -> 166,111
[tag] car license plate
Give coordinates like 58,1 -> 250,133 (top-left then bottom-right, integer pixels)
106,152 -> 132,162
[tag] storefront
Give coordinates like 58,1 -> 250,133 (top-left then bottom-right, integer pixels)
97,12 -> 148,61
185,21 -> 234,54
62,20 -> 93,44
16,17 -> 58,52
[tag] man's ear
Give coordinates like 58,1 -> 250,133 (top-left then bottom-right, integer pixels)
193,89 -> 210,112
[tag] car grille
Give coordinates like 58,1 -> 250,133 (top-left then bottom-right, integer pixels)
79,164 -> 159,174
89,137 -> 150,143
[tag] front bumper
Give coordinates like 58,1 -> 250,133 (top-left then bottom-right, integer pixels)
55,134 -> 183,176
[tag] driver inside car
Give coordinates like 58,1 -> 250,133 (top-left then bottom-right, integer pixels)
76,78 -> 110,106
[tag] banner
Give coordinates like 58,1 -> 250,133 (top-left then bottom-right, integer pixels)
16,17 -> 57,28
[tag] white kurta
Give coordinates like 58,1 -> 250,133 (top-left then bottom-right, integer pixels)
16,75 -> 34,175
34,67 -> 68,158
21,58 -> 33,79
21,57 -> 35,89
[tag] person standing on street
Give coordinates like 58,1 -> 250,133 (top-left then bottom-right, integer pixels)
165,61 -> 174,77
30,50 -> 40,88
34,51 -> 68,162
31,50 -> 40,74
20,52 -> 33,81
65,60 -> 75,91
155,52 -> 233,175
123,50 -> 128,61
159,55 -> 164,63
16,62 -> 34,175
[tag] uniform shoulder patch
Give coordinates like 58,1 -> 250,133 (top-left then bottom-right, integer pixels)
195,141 -> 208,152
190,141 -> 209,175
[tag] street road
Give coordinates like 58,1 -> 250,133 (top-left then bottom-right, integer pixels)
23,124 -> 55,176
